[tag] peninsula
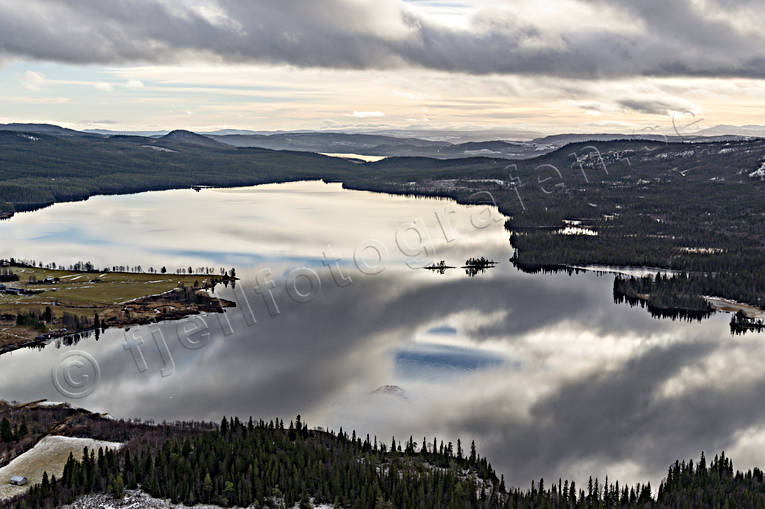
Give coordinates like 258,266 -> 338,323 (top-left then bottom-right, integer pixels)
0,260 -> 235,353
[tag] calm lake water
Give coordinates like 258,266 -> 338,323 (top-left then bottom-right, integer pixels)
0,181 -> 761,488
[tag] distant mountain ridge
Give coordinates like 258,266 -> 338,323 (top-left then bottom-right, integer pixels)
159,129 -> 229,148
530,132 -> 752,145
695,124 -> 765,137
208,132 -> 549,159
84,128 -> 169,137
0,123 -> 93,137
5,123 -> 763,160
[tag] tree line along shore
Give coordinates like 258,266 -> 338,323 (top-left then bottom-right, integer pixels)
0,259 -> 237,353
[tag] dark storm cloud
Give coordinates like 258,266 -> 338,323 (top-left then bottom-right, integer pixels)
1,0 -> 765,78
617,99 -> 688,115
447,337 -> 765,485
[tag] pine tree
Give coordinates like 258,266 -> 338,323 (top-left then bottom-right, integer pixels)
202,472 -> 213,500
112,474 -> 125,499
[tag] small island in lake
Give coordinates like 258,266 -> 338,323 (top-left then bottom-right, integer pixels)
424,258 -> 498,276
462,257 -> 498,277
0,259 -> 236,353
730,310 -> 765,335
423,260 -> 456,274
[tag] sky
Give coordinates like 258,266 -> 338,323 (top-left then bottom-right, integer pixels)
1,0 -> 765,136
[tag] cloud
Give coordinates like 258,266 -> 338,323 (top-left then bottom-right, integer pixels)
1,0 -> 765,79
20,70 -> 45,90
618,97 -> 700,116
352,111 -> 385,118
78,119 -> 118,125
12,96 -> 70,104
125,79 -> 144,89
443,340 -> 719,483
18,70 -> 118,92
92,81 -> 113,92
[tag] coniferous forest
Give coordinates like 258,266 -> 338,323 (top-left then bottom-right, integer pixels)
3,414 -> 765,509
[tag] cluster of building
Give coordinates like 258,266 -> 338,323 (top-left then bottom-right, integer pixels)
0,284 -> 43,296
31,276 -> 59,285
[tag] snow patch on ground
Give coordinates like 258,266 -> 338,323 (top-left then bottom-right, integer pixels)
749,161 -> 765,180
0,436 -> 123,501
320,152 -> 386,162
558,226 -> 598,236
141,145 -> 178,153
706,296 -> 765,319
34,401 -> 67,407
63,490 -> 229,509
62,490 -> 334,509
568,264 -> 684,278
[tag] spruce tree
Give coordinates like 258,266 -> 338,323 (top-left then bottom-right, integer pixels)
1,417 -> 12,442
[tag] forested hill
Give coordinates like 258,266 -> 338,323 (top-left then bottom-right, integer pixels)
4,413 -> 765,509
0,129 -> 359,215
346,138 -> 765,313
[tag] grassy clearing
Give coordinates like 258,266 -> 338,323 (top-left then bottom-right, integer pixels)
5,266 -> 211,306
0,436 -> 122,500
0,265 -> 228,348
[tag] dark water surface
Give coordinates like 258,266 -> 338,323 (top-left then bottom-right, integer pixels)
0,181 -> 760,487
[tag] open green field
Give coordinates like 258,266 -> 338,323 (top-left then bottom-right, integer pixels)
0,265 -> 225,349
3,266 -> 212,307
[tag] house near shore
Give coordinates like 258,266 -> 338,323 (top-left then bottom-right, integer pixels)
9,475 -> 28,486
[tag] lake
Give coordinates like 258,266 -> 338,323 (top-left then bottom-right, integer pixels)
0,181 -> 760,488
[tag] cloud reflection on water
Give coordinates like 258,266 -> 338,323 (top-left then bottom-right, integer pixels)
0,181 -> 762,490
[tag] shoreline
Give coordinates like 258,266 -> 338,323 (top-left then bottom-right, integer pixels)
0,265 -> 237,355
706,296 -> 765,319
0,289 -> 236,355
513,257 -> 765,320
3,179 -> 764,325
0,290 -> 236,356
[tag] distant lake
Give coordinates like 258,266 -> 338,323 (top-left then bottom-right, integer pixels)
320,152 -> 387,162
0,181 -> 760,489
